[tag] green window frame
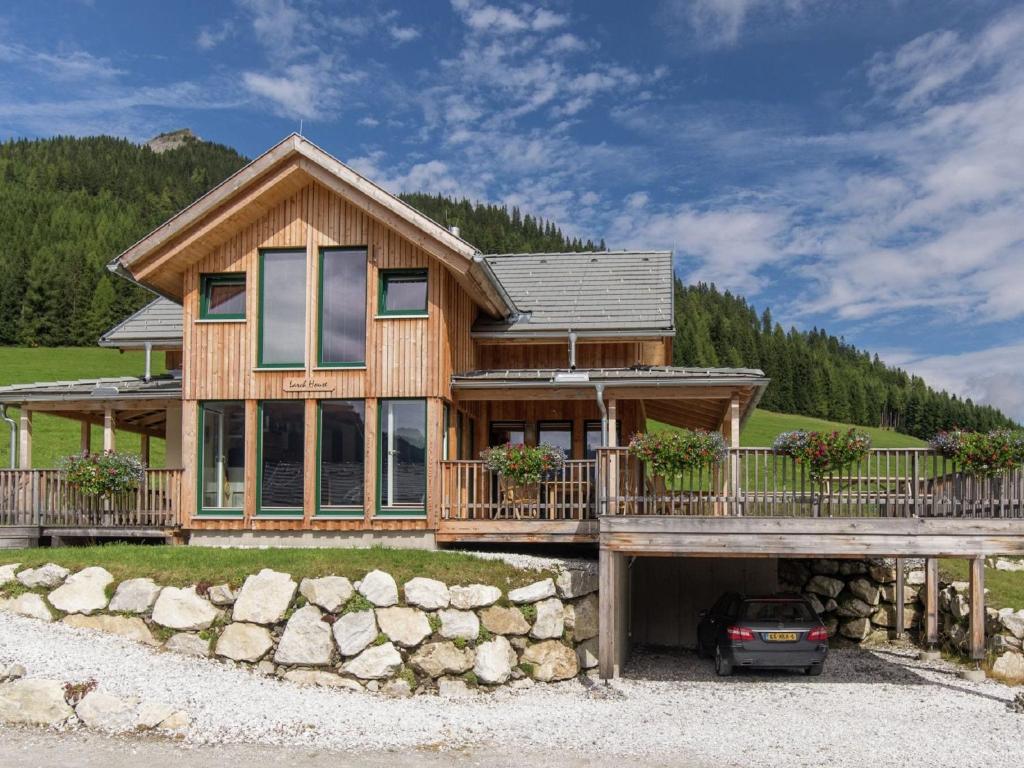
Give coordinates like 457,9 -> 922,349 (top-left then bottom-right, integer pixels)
317,247 -> 367,368
200,273 -> 246,320
196,401 -> 245,518
257,248 -> 307,368
256,400 -> 305,517
316,399 -> 366,517
376,398 -> 428,517
378,268 -> 428,316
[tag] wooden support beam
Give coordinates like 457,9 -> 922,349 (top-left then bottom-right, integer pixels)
924,557 -> 939,648
80,421 -> 91,454
18,408 -> 31,469
969,556 -> 985,661
895,557 -> 905,638
140,435 -> 150,467
103,409 -> 115,452
599,547 -> 628,680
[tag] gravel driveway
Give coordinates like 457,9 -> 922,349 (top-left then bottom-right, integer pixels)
2,613 -> 1022,767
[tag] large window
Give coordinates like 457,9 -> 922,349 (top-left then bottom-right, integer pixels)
258,401 -> 305,515
318,400 -> 365,515
198,401 -> 245,516
200,274 -> 246,320
259,249 -> 307,367
378,269 -> 428,316
585,420 -> 621,459
539,421 -> 573,459
489,421 -> 525,447
318,248 -> 367,366
378,399 -> 426,515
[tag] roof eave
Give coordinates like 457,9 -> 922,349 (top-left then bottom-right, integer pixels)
471,327 -> 676,341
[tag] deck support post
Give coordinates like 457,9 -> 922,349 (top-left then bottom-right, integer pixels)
18,407 -> 31,469
920,557 -> 940,659
968,556 -> 985,662
103,408 -> 115,452
140,435 -> 150,467
599,547 -> 629,680
894,557 -> 905,639
80,421 -> 91,454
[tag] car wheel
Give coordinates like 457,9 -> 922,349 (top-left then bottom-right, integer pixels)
805,664 -> 823,677
696,640 -> 709,659
714,645 -> 733,677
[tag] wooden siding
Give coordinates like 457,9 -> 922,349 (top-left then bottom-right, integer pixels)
182,181 -> 477,402
476,341 -> 668,370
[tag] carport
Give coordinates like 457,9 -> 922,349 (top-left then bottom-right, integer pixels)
598,516 -> 1024,679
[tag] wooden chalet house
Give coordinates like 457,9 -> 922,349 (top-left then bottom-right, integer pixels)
2,134 -> 1023,675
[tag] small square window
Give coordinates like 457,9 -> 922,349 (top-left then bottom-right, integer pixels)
379,269 -> 427,316
200,274 -> 246,319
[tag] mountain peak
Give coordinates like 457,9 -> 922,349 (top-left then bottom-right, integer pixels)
146,128 -> 199,154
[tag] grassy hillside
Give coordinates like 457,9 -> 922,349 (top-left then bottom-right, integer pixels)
0,347 -> 167,467
739,409 -> 926,448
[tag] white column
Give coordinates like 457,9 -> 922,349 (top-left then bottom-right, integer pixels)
103,409 -> 116,452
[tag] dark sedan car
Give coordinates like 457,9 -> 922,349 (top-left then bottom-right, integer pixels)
697,592 -> 829,677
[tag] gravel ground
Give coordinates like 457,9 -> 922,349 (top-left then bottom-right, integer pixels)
2,612 -> 1022,767
460,550 -> 597,573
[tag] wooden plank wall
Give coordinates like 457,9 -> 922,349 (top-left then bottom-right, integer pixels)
476,341 -> 668,370
179,180 -> 478,532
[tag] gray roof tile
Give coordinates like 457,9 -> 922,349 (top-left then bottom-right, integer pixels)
474,251 -> 674,336
99,297 -> 183,348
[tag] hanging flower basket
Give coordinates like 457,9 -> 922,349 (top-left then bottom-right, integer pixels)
60,451 -> 145,499
929,429 -> 1024,478
627,430 -> 728,478
480,443 -> 566,486
772,429 -> 872,484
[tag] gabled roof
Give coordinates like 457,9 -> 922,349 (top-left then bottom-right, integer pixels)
472,251 -> 674,339
99,297 -> 182,350
108,133 -> 513,318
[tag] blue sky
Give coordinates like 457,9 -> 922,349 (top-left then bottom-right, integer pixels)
2,0 -> 1023,419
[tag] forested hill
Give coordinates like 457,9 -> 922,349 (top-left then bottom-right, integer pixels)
673,283 -> 1015,438
0,132 -> 1013,437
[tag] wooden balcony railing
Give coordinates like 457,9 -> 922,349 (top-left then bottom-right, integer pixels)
440,460 -> 596,521
596,447 -> 1024,519
0,469 -> 182,529
441,448 -> 1024,522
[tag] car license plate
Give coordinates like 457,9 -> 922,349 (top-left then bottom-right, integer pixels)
765,632 -> 798,641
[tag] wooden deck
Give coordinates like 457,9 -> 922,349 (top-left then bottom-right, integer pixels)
0,469 -> 182,545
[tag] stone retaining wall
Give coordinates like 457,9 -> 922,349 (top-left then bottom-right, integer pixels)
0,561 -> 599,695
781,558 -> 1024,681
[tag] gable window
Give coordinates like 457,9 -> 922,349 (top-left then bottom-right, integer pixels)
259,248 -> 307,367
318,400 -> 365,516
318,247 -> 367,366
378,269 -> 428,316
200,274 -> 246,320
198,401 -> 245,516
257,400 -> 305,516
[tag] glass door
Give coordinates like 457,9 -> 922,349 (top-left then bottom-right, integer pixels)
378,399 -> 426,515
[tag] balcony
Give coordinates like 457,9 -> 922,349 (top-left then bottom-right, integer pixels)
438,447 -> 1024,543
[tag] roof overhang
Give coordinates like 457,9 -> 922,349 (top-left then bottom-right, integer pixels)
451,368 -> 769,429
108,134 -> 514,319
471,327 -> 676,342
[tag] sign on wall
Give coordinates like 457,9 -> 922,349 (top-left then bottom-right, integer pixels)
283,377 -> 336,393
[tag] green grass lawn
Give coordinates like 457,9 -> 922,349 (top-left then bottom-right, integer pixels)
0,543 -> 546,591
940,559 -> 1024,610
0,347 -> 168,468
739,409 -> 926,448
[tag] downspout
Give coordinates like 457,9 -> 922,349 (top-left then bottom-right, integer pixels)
0,405 -> 16,469
144,341 -> 153,382
568,329 -> 578,371
595,384 -> 607,446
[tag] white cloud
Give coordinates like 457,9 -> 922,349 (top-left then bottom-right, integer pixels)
388,25 -> 421,43
197,20 -> 234,50
659,0 -> 819,49
0,42 -> 124,81
883,344 -> 1024,423
242,64 -> 327,119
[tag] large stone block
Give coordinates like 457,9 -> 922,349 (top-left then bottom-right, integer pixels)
333,610 -> 378,656
449,584 -> 501,610
480,605 -> 531,636
474,636 -> 517,685
62,614 -> 158,646
0,593 -> 53,622
152,587 -> 221,631
342,642 -> 403,679
806,575 -> 844,599
509,579 -> 556,604
522,640 -> 579,682
299,576 -> 353,613
438,608 -> 479,640
0,679 -> 73,725
16,563 -> 69,589
358,570 -> 399,607
216,623 -> 274,662
232,569 -> 297,624
404,577 -> 450,610
48,567 -> 114,615
275,605 -> 334,666
555,569 -> 599,599
847,578 -> 880,607
410,641 -> 475,678
565,593 -> 598,641
108,578 -> 161,614
377,606 -> 431,647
